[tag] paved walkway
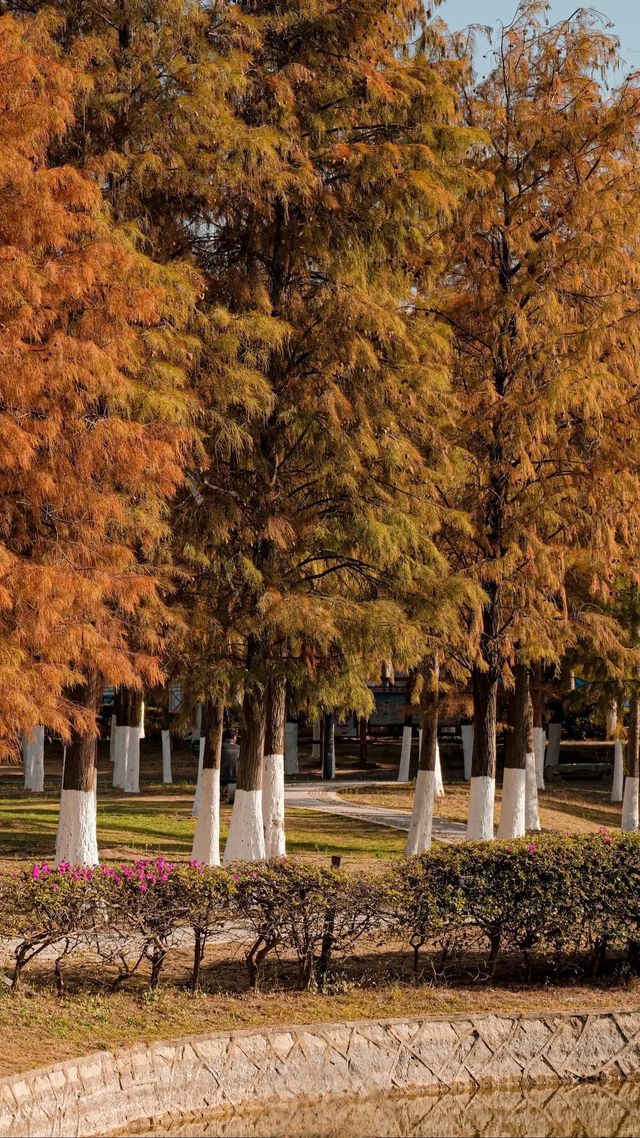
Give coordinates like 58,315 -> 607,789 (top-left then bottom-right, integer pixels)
285,781 -> 466,842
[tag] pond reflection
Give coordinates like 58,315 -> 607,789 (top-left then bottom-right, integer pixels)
132,1079 -> 640,1137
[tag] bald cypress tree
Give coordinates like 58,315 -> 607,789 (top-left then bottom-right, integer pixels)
176,0 -> 475,860
437,4 -> 640,838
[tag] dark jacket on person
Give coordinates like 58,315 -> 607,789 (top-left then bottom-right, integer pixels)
221,740 -> 239,782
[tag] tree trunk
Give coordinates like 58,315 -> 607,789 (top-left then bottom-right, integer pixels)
311,720 -> 321,761
605,700 -> 618,739
467,667 -> 497,840
123,689 -> 142,794
405,661 -> 439,855
192,731 -> 205,817
622,689 -> 640,832
284,720 -> 298,774
192,698 -> 223,865
262,677 -> 286,858
461,722 -> 474,780
322,712 -> 335,780
55,676 -> 101,866
112,688 -> 127,788
612,739 -> 624,803
23,726 -> 44,793
223,687 -> 266,863
358,715 -> 369,769
497,678 -> 525,839
398,672 -> 414,782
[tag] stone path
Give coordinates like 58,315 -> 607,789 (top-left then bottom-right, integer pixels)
285,781 -> 466,842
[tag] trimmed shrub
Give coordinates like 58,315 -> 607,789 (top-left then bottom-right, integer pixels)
232,861 -> 383,988
1,833 -> 638,995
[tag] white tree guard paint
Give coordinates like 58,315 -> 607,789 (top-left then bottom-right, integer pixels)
611,740 -> 624,803
29,726 -> 45,793
191,767 -> 220,866
22,734 -> 33,790
55,789 -> 99,867
461,725 -> 474,781
124,726 -> 141,794
262,752 -> 286,859
621,775 -> 640,832
434,742 -> 445,798
525,752 -> 541,831
466,776 -> 495,841
404,768 -> 436,855
310,720 -> 321,761
192,736 -> 205,818
496,766 -> 526,839
161,730 -> 173,784
109,715 -> 116,764
223,789 -> 266,864
113,726 -> 129,788
284,722 -> 298,775
140,699 -> 145,739
398,725 -> 412,782
533,727 -> 546,790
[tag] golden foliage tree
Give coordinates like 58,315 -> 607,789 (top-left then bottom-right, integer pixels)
0,13 -> 196,757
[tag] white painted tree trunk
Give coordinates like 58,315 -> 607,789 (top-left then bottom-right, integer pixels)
461,724 -> 474,781
310,720 -> 321,761
139,699 -> 145,739
398,725 -> 412,782
612,740 -> 624,803
262,752 -> 286,858
223,789 -> 265,864
605,702 -> 618,739
191,768 -> 220,866
124,726 -> 141,794
29,726 -> 45,793
533,727 -> 546,790
284,722 -> 298,775
496,767 -> 526,838
55,789 -> 99,867
161,729 -> 173,784
404,769 -> 436,855
192,736 -> 205,817
525,752 -> 541,831
113,726 -> 129,788
621,776 -> 639,832
434,741 -> 445,798
109,714 -> 116,764
466,776 -> 495,840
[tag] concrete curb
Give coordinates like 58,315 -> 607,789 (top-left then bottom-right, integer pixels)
1,1008 -> 640,1136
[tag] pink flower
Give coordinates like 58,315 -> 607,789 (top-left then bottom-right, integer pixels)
527,843 -> 538,854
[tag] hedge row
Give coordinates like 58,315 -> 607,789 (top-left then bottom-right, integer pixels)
2,831 -> 639,993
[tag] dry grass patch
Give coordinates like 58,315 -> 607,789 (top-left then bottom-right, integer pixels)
341,781 -> 621,836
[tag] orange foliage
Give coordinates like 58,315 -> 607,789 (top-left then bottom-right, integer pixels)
0,15 -> 197,753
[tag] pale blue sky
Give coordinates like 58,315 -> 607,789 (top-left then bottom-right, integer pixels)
440,1 -> 640,69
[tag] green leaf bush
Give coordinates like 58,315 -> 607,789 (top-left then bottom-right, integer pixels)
1,831 -> 639,994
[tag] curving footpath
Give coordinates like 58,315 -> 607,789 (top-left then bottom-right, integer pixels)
285,781 -> 466,842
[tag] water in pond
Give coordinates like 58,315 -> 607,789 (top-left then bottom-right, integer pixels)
130,1080 -> 640,1137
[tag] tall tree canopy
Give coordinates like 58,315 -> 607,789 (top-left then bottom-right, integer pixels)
437,2 -> 640,836
0,13 -> 196,754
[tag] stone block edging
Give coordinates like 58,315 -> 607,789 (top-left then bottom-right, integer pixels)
1,1008 -> 640,1137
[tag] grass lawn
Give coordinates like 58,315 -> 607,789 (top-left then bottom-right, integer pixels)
341,780 -> 622,836
0,787 -> 405,870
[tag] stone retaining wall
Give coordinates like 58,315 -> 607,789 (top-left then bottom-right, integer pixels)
1,1009 -> 640,1137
